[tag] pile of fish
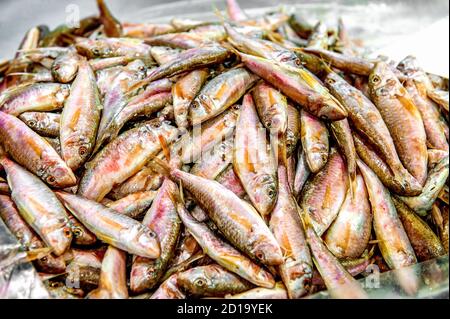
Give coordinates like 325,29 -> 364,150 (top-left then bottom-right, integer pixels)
0,0 -> 448,299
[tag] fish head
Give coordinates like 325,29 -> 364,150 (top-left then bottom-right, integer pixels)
75,39 -> 113,59
252,174 -> 278,215
62,135 -> 93,171
252,238 -> 283,266
44,223 -> 73,256
369,62 -> 398,98
43,162 -> 77,188
189,94 -> 215,125
132,224 -> 161,259
177,266 -> 214,295
35,253 -> 67,274
71,223 -> 97,246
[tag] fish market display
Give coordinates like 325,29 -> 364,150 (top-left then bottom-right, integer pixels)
0,0 -> 448,300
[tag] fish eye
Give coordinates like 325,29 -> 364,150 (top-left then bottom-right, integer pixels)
148,230 -> 157,238
152,121 -> 161,128
326,77 -> 336,85
63,227 -> 72,238
266,122 -> 272,128
78,146 -> 88,156
232,104 -> 240,110
40,256 -> 48,262
191,101 -> 199,109
92,48 -> 100,56
255,251 -> 265,261
46,175 -> 56,184
72,227 -> 83,237
200,94 -> 208,101
371,75 -> 381,84
295,59 -> 302,66
194,278 -> 206,287
28,120 -> 37,127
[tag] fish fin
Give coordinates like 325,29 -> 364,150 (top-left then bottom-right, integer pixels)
148,157 -> 171,178
298,206 -> 313,230
158,134 -> 171,163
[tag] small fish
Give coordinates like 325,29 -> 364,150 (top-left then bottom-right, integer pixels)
299,148 -> 348,236
300,109 -> 329,173
225,23 -> 300,68
0,194 -> 66,273
94,59 -> 147,151
0,112 -> 76,188
369,62 -> 428,186
325,71 -> 422,194
173,68 -> 209,129
177,264 -> 254,297
130,179 -> 181,293
269,165 -> 312,298
106,190 -> 157,219
238,52 -> 347,121
78,119 -> 178,201
252,83 -> 288,165
75,37 -> 153,61
398,56 -> 448,150
392,196 -> 445,261
129,45 -> 231,94
357,159 -> 418,296
55,191 -> 160,259
302,48 -> 373,76
0,157 -> 72,256
104,91 -> 173,143
60,58 -> 101,171
174,199 -> 275,288
150,158 -> 283,266
233,94 -> 277,216
19,112 -> 60,137
330,118 -> 357,196
87,246 -> 128,299
324,173 -> 372,259
190,68 -> 258,125
0,83 -> 69,116
397,156 -> 449,215
302,211 -> 368,299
